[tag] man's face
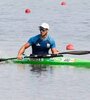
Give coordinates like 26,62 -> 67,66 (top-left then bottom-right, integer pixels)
39,27 -> 48,37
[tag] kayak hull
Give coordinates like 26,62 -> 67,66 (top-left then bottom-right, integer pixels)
12,57 -> 90,67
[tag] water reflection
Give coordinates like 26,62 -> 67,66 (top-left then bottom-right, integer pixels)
30,64 -> 48,72
16,64 -> 54,74
17,64 -> 54,77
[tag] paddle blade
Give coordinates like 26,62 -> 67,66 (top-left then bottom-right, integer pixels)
0,57 -> 17,62
60,51 -> 90,55
0,59 -> 6,62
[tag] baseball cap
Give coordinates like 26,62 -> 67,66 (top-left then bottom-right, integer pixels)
39,23 -> 49,29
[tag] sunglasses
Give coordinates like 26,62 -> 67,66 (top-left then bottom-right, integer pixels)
39,26 -> 48,32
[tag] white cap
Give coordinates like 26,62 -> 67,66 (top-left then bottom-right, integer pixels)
40,23 -> 49,29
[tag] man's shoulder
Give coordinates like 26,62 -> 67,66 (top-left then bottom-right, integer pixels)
31,34 -> 40,39
28,34 -> 40,43
29,34 -> 40,41
47,35 -> 55,42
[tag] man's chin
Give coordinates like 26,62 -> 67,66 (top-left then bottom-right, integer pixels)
41,33 -> 47,37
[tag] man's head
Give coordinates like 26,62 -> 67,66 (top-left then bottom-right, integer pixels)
39,23 -> 49,38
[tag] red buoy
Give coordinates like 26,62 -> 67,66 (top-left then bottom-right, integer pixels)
25,9 -> 31,14
60,1 -> 66,6
66,44 -> 74,50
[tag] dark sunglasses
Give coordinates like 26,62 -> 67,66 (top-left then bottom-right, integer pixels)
39,26 -> 48,32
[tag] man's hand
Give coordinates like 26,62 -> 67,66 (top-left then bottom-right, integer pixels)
17,55 -> 23,60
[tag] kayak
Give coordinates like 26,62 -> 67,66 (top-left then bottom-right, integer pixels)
12,56 -> 90,67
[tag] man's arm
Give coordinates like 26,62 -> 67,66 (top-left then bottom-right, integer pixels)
17,43 -> 30,59
51,48 -> 60,54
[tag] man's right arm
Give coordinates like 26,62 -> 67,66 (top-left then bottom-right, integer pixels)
17,43 -> 30,59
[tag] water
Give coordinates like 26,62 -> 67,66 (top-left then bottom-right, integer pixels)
0,0 -> 90,100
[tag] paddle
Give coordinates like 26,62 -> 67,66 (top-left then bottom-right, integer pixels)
0,56 -> 29,62
0,50 -> 90,62
30,50 -> 90,58
0,54 -> 63,62
58,50 -> 90,55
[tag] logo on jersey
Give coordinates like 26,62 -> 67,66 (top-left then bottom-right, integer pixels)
47,43 -> 50,48
36,43 -> 40,46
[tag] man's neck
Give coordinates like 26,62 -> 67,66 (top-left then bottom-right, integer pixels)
40,34 -> 48,39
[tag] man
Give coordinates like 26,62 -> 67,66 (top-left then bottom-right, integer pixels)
17,23 -> 59,59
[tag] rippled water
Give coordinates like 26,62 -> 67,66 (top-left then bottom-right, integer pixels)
0,0 -> 90,100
